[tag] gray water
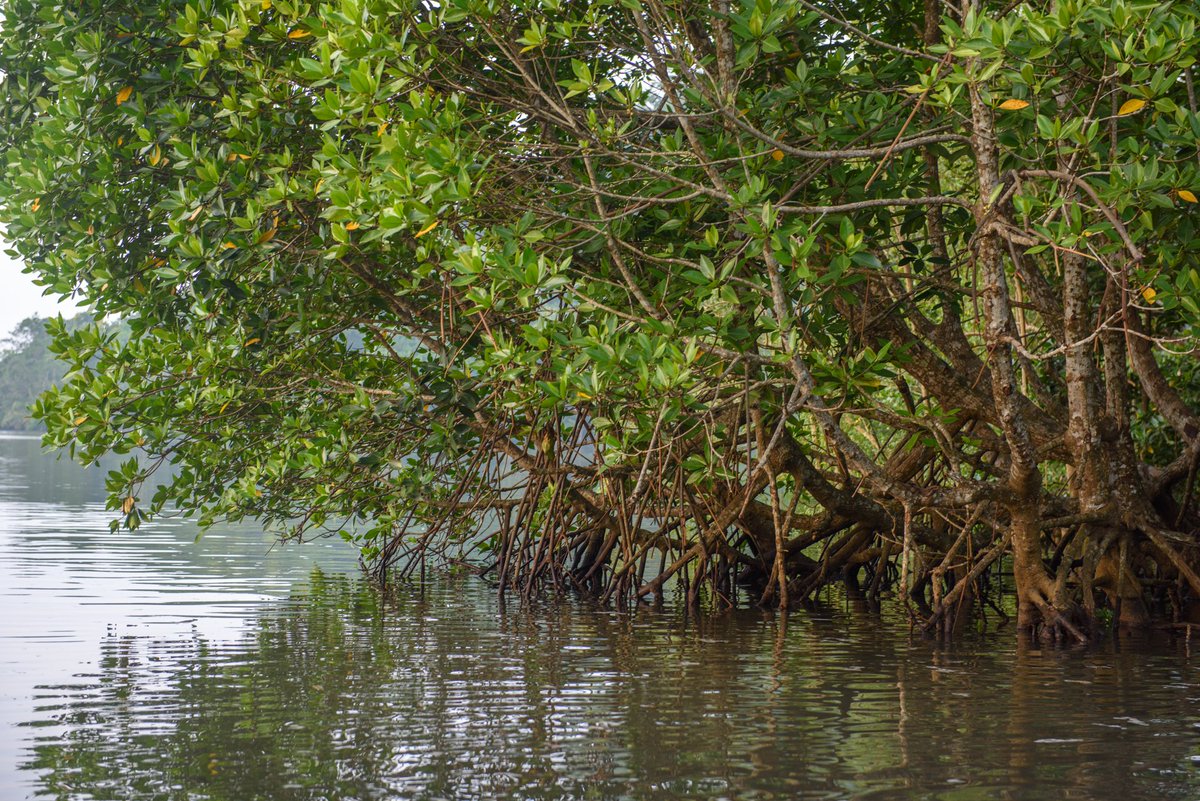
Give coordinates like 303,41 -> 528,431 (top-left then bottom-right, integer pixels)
2,434 -> 1200,800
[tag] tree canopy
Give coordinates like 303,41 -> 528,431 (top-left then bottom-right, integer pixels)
2,0 -> 1199,639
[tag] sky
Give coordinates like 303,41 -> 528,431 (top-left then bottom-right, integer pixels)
0,248 -> 80,339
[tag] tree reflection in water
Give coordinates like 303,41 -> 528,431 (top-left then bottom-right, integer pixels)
23,575 -> 1200,801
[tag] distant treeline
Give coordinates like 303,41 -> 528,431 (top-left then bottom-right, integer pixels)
0,314 -> 91,431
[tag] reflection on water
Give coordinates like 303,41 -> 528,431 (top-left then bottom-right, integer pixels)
0,433 -> 359,800
3,434 -> 1200,800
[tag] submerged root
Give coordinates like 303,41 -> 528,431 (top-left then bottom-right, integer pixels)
1026,592 -> 1090,644
374,410 -> 1200,641
381,495 -> 1200,640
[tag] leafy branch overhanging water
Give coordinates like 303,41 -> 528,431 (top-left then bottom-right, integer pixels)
2,0 -> 1200,640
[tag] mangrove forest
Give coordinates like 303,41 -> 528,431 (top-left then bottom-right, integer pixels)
2,0 -> 1199,641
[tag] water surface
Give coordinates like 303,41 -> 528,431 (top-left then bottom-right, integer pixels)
2,433 -> 1200,800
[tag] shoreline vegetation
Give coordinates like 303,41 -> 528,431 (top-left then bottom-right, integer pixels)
0,314 -> 92,432
1,0 -> 1198,642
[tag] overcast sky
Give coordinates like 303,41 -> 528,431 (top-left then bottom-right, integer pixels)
0,247 -> 80,340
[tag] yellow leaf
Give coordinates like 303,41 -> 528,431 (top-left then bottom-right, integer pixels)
220,401 -> 230,414
116,86 -> 133,104
376,122 -> 388,136
414,219 -> 439,238
244,337 -> 261,347
771,148 -> 784,161
1118,98 -> 1146,116
1142,286 -> 1157,303
287,28 -> 311,39
122,496 -> 135,514
87,225 -> 94,235
30,197 -> 40,212
73,416 -> 87,426
1178,189 -> 1198,203
148,144 -> 162,166
222,241 -> 237,250
188,206 -> 204,221
576,390 -> 592,401
261,0 -> 271,8
345,221 -> 360,231
998,98 -> 1030,110
257,225 -> 277,243
314,178 -> 324,193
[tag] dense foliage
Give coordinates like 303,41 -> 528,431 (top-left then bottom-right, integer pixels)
2,0 -> 1199,638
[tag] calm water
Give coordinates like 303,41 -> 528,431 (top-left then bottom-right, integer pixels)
3,434 -> 1200,800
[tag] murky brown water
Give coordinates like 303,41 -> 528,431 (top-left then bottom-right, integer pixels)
3,433 -> 1200,800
